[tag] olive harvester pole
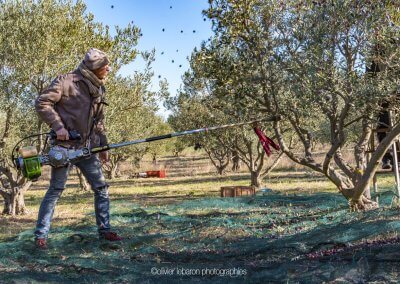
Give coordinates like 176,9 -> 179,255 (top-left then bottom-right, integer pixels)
90,116 -> 280,154
13,116 -> 280,181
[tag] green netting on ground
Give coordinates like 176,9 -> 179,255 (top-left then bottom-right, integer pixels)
1,190 -> 400,283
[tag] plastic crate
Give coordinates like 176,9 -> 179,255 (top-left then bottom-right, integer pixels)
220,186 -> 255,197
145,170 -> 166,178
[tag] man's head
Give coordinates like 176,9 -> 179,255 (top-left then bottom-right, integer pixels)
92,64 -> 111,80
83,48 -> 111,79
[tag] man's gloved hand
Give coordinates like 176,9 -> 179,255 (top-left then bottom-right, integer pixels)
56,128 -> 69,141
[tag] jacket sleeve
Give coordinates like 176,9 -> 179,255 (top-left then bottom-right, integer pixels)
35,76 -> 65,131
94,101 -> 108,146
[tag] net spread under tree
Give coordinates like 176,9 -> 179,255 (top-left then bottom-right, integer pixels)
1,190 -> 400,282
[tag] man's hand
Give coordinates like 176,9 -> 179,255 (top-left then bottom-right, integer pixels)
99,151 -> 110,163
56,128 -> 69,140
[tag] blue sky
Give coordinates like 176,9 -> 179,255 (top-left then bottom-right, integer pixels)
84,0 -> 213,118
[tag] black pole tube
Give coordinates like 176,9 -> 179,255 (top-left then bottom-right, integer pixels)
91,116 -> 279,154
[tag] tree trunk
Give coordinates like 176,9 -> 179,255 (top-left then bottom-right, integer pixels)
273,119 -> 380,211
350,122 -> 400,206
363,185 -> 371,200
204,147 -> 230,175
103,160 -> 120,180
216,158 -> 229,175
216,164 -> 228,175
250,170 -> 261,188
2,193 -> 13,215
15,190 -> 27,215
2,186 -> 28,215
76,167 -> 89,191
231,151 -> 241,172
111,163 -> 120,179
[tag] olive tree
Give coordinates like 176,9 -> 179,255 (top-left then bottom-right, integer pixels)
146,117 -> 174,166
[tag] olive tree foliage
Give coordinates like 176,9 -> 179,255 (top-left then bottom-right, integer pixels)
146,117 -> 174,166
169,137 -> 189,157
167,93 -> 233,176
199,0 -> 399,209
0,0 -> 141,215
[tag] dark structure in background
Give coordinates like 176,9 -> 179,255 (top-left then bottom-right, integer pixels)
367,43 -> 392,169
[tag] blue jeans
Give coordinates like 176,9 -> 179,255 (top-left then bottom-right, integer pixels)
34,155 -> 110,239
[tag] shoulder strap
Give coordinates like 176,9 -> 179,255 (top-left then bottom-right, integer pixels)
86,87 -> 108,147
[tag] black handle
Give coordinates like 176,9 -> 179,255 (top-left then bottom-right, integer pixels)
49,129 -> 81,141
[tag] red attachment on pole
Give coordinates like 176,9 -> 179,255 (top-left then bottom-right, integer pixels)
253,127 -> 280,156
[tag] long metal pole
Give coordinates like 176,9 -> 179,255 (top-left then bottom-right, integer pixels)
91,116 -> 279,154
389,111 -> 400,197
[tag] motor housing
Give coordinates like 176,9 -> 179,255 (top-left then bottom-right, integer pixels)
15,146 -> 42,181
15,146 -> 91,181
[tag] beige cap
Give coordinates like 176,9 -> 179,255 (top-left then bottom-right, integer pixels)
83,48 -> 110,70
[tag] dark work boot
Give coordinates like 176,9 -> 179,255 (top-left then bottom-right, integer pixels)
99,231 -> 123,241
35,238 -> 48,250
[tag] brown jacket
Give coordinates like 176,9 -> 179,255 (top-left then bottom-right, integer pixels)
35,69 -> 108,148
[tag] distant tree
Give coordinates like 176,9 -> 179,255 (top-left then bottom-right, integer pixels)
102,55 -> 168,179
146,117 -> 174,166
171,138 -> 188,157
69,166 -> 89,191
231,150 -> 241,172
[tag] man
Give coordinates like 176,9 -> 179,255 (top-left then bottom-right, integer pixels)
367,41 -> 398,170
34,48 -> 123,249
